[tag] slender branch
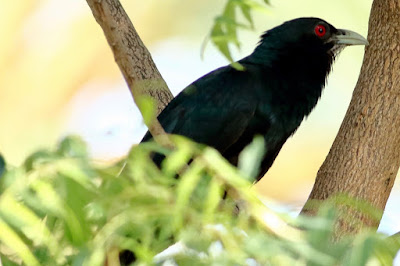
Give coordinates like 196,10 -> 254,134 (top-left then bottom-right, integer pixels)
85,0 -> 174,145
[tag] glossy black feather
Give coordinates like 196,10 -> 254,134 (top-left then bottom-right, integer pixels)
141,17 -> 343,181
0,154 -> 4,178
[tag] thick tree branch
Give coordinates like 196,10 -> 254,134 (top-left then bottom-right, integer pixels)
302,0 -> 400,238
86,0 -> 174,144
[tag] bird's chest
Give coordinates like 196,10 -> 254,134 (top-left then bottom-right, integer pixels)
256,81 -> 322,136
272,79 -> 322,120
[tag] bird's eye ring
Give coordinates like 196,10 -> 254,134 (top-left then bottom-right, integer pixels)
314,25 -> 326,37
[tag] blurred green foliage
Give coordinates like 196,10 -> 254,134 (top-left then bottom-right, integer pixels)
0,136 -> 399,265
208,0 -> 270,68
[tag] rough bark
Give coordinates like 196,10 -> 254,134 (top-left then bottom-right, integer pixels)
86,0 -> 174,144
302,0 -> 400,238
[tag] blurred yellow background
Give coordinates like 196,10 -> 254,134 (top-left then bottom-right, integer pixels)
5,0 -> 399,229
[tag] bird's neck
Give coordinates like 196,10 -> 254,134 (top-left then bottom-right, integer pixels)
248,43 -> 333,90
244,45 -> 334,119
246,43 -> 333,78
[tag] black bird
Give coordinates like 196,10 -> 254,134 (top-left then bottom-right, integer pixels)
141,17 -> 367,181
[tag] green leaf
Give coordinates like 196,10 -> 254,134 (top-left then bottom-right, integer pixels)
0,192 -> 64,263
238,136 -> 265,180
0,218 -> 40,266
174,160 -> 204,229
222,2 -> 240,49
58,135 -> 88,158
211,22 -> 235,62
162,137 -> 194,177
344,234 -> 377,266
0,254 -> 20,266
136,95 -> 157,127
24,150 -> 54,171
238,4 -> 254,28
56,159 -> 97,192
207,0 -> 270,63
202,178 -> 222,223
241,0 -> 270,13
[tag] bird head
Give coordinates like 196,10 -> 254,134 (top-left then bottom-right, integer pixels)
251,17 -> 368,67
245,17 -> 368,88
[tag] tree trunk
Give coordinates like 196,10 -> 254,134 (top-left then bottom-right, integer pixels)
302,0 -> 400,238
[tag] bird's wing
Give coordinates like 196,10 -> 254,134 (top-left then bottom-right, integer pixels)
141,65 -> 261,153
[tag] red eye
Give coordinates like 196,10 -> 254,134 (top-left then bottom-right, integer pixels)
314,25 -> 326,37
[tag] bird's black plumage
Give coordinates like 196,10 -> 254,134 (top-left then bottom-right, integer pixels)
141,17 -> 367,181
0,154 -> 4,178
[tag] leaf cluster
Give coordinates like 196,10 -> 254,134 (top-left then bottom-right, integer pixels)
208,0 -> 270,69
0,136 -> 398,265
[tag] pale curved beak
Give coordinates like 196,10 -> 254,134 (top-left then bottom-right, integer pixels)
332,29 -> 369,46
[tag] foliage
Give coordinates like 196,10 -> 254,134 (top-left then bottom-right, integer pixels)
0,136 -> 398,265
207,0 -> 270,68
